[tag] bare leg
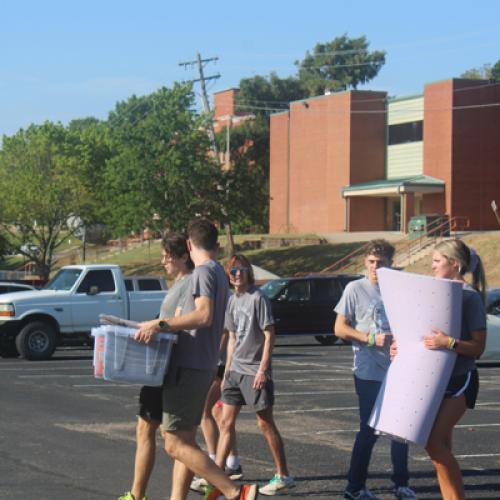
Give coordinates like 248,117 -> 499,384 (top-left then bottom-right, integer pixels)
256,406 -> 289,477
213,403 -> 239,460
164,429 -> 240,500
215,404 -> 241,469
200,378 -> 222,456
130,417 -> 159,500
425,396 -> 467,500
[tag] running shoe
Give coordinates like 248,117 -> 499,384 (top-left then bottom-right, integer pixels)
204,484 -> 258,500
394,486 -> 418,499
118,492 -> 147,500
190,476 -> 209,493
225,465 -> 244,480
343,488 -> 378,500
258,475 -> 295,495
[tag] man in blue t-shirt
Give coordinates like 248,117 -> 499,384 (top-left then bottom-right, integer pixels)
335,240 -> 417,500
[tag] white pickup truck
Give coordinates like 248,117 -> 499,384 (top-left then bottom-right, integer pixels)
0,265 -> 167,360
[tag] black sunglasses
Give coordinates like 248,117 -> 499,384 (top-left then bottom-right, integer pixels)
229,266 -> 249,276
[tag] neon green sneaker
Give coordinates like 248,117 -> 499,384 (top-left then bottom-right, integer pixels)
118,492 -> 147,500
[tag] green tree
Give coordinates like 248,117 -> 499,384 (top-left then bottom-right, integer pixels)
297,34 -> 386,96
103,84 -> 223,237
235,73 -> 306,116
0,122 -> 95,279
461,64 -> 492,80
460,59 -> 500,81
217,116 -> 270,233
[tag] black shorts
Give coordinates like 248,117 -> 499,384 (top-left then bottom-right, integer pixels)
138,385 -> 163,422
216,364 -> 225,380
444,369 -> 479,409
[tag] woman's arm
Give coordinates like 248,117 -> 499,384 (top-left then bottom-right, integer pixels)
423,328 -> 486,358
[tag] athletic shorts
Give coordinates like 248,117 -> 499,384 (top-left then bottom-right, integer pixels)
444,369 -> 479,409
222,370 -> 274,411
138,385 -> 163,422
162,366 -> 215,432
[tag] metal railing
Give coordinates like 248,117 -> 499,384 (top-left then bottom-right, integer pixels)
394,215 -> 470,267
318,215 -> 471,274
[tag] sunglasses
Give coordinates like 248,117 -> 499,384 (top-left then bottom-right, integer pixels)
229,266 -> 249,276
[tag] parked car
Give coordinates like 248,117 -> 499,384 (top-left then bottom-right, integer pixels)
0,282 -> 36,294
481,288 -> 500,361
0,265 -> 167,360
260,274 -> 362,345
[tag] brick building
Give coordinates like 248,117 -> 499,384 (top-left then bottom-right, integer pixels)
268,78 -> 500,233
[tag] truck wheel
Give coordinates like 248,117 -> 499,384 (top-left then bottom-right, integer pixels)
16,321 -> 57,361
315,335 -> 337,346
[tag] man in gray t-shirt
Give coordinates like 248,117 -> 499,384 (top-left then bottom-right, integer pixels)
215,255 -> 295,497
334,240 -> 417,500
135,220 -> 256,500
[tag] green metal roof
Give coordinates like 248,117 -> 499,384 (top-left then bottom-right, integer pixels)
342,175 -> 444,194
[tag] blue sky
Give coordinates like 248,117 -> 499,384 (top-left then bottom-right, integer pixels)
1,0 -> 499,138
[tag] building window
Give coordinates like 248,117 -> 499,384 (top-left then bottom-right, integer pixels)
388,120 -> 423,145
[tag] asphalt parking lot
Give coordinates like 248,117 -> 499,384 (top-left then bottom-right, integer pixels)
1,337 -> 499,500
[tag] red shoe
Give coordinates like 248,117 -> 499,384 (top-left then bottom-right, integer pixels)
238,484 -> 258,500
203,485 -> 224,500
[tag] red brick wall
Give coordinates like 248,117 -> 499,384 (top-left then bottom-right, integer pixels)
349,198 -> 386,231
288,97 -> 330,232
423,80 -> 453,217
269,91 -> 387,233
213,89 -> 239,120
269,113 -> 290,233
424,79 -> 500,229
347,92 -> 387,230
451,79 -> 500,229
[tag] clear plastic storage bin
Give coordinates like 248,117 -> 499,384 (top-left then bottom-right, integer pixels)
91,325 -> 177,385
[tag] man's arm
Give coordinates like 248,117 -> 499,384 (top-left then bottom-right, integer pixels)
225,330 -> 236,375
335,314 -> 390,347
135,295 -> 213,343
253,325 -> 275,389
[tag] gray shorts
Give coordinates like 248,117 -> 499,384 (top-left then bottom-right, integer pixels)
221,370 -> 274,411
162,366 -> 215,431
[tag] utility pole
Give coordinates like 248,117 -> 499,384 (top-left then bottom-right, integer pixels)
179,53 -> 220,156
179,53 -> 235,256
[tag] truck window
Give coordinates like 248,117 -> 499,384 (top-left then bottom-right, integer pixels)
125,279 -> 134,292
76,270 -> 116,294
312,279 -> 343,302
45,269 -> 82,291
282,281 -> 310,302
138,279 -> 162,291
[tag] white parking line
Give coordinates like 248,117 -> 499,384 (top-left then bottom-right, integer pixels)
18,374 -> 93,378
276,390 -> 354,395
414,452 -> 500,461
275,377 -> 353,382
313,422 -> 500,435
275,406 -> 358,414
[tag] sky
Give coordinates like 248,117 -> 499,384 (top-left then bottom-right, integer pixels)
1,0 -> 500,139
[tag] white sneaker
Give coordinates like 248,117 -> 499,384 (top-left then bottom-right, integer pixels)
258,475 -> 295,496
189,476 -> 208,493
395,486 -> 418,499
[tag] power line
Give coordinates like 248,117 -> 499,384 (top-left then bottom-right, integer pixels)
179,53 -> 220,155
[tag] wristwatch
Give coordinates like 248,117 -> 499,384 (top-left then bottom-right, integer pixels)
158,320 -> 167,330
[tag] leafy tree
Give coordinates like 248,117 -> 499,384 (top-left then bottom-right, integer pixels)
235,74 -> 306,117
0,123 -> 96,279
217,116 -> 270,233
460,59 -> 500,81
461,64 -> 492,80
0,233 -> 9,262
103,84 -> 223,237
296,34 -> 386,96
